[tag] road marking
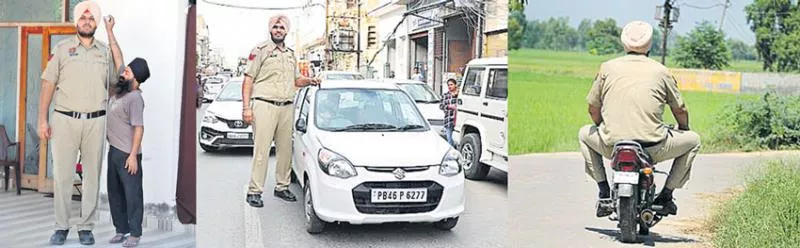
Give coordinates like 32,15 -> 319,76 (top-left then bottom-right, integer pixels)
243,185 -> 265,248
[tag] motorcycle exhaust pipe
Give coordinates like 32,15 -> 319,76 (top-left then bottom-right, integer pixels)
640,209 -> 655,225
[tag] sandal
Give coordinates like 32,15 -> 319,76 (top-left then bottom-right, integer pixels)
122,236 -> 140,247
109,233 -> 126,244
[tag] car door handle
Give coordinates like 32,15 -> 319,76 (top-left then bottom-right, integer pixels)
482,102 -> 488,106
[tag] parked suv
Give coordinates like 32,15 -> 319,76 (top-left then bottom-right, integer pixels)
453,57 -> 508,180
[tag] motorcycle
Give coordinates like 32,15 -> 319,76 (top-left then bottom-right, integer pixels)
606,140 -> 671,243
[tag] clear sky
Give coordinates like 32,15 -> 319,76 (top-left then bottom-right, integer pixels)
197,0 -> 326,68
525,0 -> 756,45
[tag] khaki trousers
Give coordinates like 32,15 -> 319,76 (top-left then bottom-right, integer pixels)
247,100 -> 293,194
578,125 -> 701,189
51,112 -> 106,231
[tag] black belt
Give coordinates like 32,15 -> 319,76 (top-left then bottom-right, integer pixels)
55,110 -> 106,119
253,97 -> 293,106
635,140 -> 662,148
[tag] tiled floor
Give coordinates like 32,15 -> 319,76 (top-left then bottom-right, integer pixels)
0,190 -> 195,248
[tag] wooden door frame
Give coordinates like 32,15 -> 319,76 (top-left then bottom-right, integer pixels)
18,25 -> 76,192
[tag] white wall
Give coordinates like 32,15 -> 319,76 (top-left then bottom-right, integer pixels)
93,0 -> 188,206
375,9 -> 404,78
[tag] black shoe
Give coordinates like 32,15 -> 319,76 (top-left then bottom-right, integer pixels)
274,189 -> 297,202
595,198 -> 614,217
653,196 -> 678,216
246,194 -> 264,208
49,230 -> 69,245
78,230 -> 95,245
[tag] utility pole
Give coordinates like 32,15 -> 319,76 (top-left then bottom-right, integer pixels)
324,0 -> 330,71
719,0 -> 730,32
357,0 -> 361,70
658,0 -> 675,65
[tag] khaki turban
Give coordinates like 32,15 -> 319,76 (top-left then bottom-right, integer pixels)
620,21 -> 653,54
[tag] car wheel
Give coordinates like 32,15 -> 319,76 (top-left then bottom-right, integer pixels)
304,179 -> 326,234
460,133 -> 490,180
433,217 -> 459,231
200,143 -> 219,153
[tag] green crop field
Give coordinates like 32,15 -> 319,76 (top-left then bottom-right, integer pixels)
509,49 -> 760,155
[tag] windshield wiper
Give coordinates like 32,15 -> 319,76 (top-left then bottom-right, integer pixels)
396,124 -> 425,131
330,123 -> 397,132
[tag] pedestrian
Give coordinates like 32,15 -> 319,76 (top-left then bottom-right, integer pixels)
411,66 -> 424,82
38,0 -> 120,245
241,14 -> 320,207
440,78 -> 459,147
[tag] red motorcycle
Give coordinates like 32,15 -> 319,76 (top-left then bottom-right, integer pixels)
607,140 -> 670,243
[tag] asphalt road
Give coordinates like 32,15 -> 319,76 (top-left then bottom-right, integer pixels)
195,104 -> 508,248
508,151 -> 799,248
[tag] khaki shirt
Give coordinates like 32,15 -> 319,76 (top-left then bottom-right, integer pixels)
586,54 -> 685,145
245,40 -> 300,102
42,36 -> 118,113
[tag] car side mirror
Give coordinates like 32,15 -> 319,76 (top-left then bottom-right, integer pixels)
296,118 -> 307,133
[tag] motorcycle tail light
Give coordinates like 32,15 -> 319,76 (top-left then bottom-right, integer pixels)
621,165 -> 635,172
617,149 -> 637,163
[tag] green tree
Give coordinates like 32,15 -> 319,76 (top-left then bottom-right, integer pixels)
586,18 -> 622,55
537,17 -> 578,51
745,0 -> 800,72
576,19 -> 592,51
523,20 -> 542,48
673,21 -> 731,70
510,0 -> 527,11
728,38 -> 758,60
509,10 -> 526,50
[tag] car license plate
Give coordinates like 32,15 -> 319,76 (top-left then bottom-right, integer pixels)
371,188 -> 427,203
227,133 -> 249,139
614,171 -> 639,184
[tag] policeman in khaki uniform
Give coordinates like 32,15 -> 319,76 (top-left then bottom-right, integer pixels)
578,21 -> 701,218
38,1 -> 125,245
242,14 -> 320,207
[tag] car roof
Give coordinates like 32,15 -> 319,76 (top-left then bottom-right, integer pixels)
467,56 -> 507,66
320,71 -> 361,75
377,79 -> 426,85
316,80 -> 400,90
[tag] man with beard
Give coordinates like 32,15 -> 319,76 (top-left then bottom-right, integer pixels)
242,14 -> 320,207
103,14 -> 151,246
39,1 -> 123,245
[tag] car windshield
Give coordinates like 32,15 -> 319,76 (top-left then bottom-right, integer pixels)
216,81 -> 242,101
397,83 -> 440,103
325,73 -> 364,80
314,88 -> 429,132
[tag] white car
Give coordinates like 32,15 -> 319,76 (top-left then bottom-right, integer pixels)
316,70 -> 365,81
381,79 -> 446,137
202,76 -> 227,102
290,80 -> 464,234
199,80 -> 273,152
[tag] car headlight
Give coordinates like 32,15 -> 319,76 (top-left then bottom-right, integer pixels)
439,148 -> 462,176
318,148 -> 357,179
202,112 -> 219,124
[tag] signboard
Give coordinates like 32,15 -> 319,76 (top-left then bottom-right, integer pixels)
410,9 -> 442,32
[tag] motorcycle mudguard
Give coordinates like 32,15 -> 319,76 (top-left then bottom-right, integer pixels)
617,183 -> 635,197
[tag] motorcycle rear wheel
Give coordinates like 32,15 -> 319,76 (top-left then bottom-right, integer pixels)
618,195 -> 638,243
